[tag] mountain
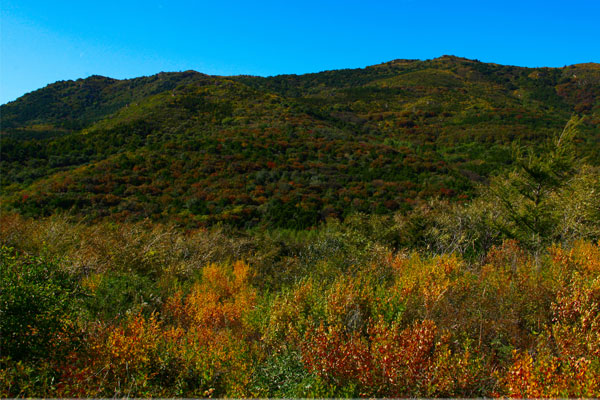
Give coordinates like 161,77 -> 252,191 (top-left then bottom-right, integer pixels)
1,56 -> 599,228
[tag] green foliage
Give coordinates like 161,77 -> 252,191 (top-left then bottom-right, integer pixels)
487,116 -> 588,250
251,349 -> 323,397
0,357 -> 57,398
84,272 -> 161,320
2,58 -> 598,228
391,117 -> 600,258
0,246 -> 82,361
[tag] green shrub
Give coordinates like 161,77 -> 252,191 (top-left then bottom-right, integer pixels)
84,271 -> 162,320
0,246 -> 82,362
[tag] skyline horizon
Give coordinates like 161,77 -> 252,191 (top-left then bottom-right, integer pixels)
2,0 -> 599,105
3,53 -> 599,106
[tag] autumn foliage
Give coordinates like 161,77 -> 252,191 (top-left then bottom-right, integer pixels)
1,214 -> 599,397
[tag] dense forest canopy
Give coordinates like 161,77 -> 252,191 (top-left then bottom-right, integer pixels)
1,56 -> 599,228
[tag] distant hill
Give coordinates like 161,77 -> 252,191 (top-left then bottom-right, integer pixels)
1,56 -> 599,228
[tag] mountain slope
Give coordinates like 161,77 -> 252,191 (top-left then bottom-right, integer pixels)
1,71 -> 206,135
1,56 -> 599,228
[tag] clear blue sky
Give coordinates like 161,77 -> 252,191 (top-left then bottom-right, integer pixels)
1,0 -> 599,104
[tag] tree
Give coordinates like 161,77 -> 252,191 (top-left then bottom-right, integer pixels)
487,116 -> 583,251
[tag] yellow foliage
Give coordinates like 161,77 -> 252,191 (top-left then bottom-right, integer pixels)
390,252 -> 463,316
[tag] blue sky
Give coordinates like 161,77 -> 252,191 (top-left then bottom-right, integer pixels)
1,0 -> 599,104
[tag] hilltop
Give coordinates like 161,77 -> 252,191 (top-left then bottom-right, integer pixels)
1,56 -> 599,228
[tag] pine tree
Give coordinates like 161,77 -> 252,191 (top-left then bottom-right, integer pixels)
488,116 -> 582,251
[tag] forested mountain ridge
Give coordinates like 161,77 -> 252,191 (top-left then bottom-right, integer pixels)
1,71 -> 206,133
1,56 -> 599,228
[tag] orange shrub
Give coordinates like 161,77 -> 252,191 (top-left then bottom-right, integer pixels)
158,260 -> 258,396
503,350 -> 599,397
57,312 -> 161,397
501,241 -> 600,397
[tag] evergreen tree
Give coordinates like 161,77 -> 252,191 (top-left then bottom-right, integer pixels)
488,116 -> 583,251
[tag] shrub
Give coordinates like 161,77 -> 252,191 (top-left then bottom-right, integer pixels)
0,246 -> 82,362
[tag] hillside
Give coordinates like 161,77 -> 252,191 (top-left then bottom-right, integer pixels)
2,56 -> 600,399
1,56 -> 599,228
